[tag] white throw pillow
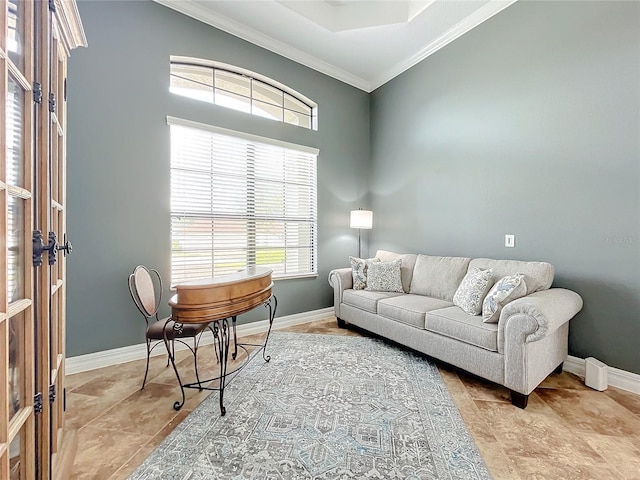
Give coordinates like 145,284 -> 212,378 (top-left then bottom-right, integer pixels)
482,273 -> 527,323
349,256 -> 380,290
453,267 -> 494,315
365,259 -> 404,293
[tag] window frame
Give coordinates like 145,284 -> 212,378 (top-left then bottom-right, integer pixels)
170,56 -> 318,130
167,116 -> 319,286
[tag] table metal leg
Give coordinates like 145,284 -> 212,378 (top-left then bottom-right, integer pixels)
164,319 -> 186,411
262,295 -> 278,362
231,316 -> 238,360
207,323 -> 219,363
215,318 -> 231,416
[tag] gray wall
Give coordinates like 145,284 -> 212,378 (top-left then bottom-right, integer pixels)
66,0 -> 370,356
370,1 -> 640,374
68,0 -> 640,376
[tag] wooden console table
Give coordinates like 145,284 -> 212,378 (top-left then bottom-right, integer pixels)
165,267 -> 277,415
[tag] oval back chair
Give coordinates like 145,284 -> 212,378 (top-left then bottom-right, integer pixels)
128,265 -> 214,389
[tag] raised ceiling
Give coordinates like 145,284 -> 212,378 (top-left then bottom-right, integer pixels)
154,0 -> 517,92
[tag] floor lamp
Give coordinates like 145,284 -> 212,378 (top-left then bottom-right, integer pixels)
350,208 -> 373,258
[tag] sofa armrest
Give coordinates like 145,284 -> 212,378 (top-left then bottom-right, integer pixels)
498,288 -> 583,349
328,268 -> 353,291
328,268 -> 353,318
499,288 -> 582,395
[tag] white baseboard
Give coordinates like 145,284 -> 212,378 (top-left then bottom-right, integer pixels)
67,313 -> 640,397
66,307 -> 334,375
564,355 -> 640,395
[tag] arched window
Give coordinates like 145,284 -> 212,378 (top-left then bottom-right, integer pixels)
170,57 -> 317,130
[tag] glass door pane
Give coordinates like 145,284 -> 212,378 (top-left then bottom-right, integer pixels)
8,313 -> 25,420
5,39 -> 29,439
8,420 -> 33,480
7,0 -> 24,71
6,75 -> 24,188
7,195 -> 25,303
9,430 -> 23,480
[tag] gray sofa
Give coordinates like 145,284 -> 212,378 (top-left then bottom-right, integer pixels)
328,250 -> 583,408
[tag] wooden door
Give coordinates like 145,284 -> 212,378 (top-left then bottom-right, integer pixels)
1,1 -> 85,478
39,1 -> 85,477
36,2 -> 85,478
1,0 -> 37,478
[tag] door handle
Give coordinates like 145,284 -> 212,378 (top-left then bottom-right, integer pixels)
33,231 -> 72,267
57,233 -> 72,257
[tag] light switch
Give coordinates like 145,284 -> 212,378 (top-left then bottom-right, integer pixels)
505,234 -> 515,247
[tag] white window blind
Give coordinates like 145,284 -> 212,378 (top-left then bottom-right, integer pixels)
169,117 -> 318,284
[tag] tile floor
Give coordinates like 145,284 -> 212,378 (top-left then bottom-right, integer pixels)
66,317 -> 640,479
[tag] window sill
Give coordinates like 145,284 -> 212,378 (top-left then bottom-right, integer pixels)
273,273 -> 318,281
169,272 -> 318,291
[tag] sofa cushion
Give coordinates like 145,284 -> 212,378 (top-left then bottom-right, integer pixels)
349,256 -> 380,290
453,267 -> 494,315
343,289 -> 403,313
469,258 -> 554,294
377,295 -> 453,329
409,255 -> 471,302
482,273 -> 527,323
365,259 -> 404,293
375,250 -> 418,293
425,307 -> 498,352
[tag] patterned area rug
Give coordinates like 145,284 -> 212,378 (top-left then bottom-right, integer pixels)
129,332 -> 491,479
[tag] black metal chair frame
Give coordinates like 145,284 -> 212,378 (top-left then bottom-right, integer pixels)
128,265 -> 217,389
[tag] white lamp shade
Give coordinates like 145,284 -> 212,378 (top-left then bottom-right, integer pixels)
350,209 -> 373,229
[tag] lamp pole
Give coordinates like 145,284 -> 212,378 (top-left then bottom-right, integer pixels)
350,208 -> 373,258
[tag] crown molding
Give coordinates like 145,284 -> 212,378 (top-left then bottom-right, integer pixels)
370,0 -> 517,91
154,0 -> 371,91
54,0 -> 88,51
155,0 -> 517,93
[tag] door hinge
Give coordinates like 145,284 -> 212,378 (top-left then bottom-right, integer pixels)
48,0 -> 56,13
49,384 -> 56,404
64,77 -> 67,101
63,387 -> 67,411
49,92 -> 56,113
34,392 -> 44,414
33,82 -> 43,104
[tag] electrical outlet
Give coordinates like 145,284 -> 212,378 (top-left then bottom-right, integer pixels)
505,234 -> 515,248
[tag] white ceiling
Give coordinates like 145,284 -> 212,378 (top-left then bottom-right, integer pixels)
154,0 -> 517,92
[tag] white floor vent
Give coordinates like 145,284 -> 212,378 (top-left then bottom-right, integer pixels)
585,357 -> 608,391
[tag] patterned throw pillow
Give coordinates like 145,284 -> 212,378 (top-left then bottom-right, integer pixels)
482,273 -> 527,323
365,259 -> 404,293
349,256 -> 380,290
453,267 -> 494,315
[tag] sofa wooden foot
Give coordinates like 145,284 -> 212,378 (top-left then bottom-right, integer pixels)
554,362 -> 564,374
336,318 -> 346,328
511,391 -> 529,409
